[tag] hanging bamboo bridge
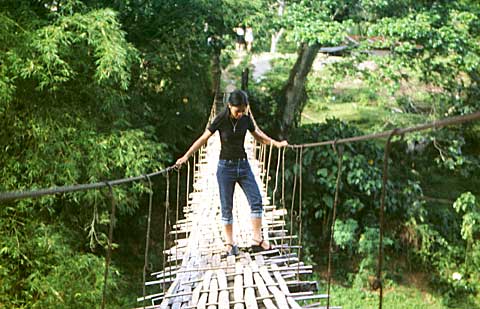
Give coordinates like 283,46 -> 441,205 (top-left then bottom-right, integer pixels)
0,92 -> 479,308
134,95 -> 335,309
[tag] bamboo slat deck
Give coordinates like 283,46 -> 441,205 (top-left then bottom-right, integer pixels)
136,107 -> 336,309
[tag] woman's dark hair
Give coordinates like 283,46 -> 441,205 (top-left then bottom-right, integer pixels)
228,90 -> 248,106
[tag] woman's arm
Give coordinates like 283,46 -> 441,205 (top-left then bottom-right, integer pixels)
251,128 -> 288,148
176,130 -> 213,165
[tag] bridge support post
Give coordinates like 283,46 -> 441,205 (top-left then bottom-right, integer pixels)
102,182 -> 116,309
376,129 -> 398,309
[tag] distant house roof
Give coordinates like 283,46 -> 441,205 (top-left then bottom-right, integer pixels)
318,35 -> 391,56
319,45 -> 349,55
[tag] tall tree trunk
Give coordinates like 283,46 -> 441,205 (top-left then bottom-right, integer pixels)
210,49 -> 221,97
277,42 -> 320,138
270,28 -> 284,53
270,0 -> 285,53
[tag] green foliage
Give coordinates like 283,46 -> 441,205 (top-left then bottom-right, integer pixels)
365,1 -> 480,116
282,119 -> 422,264
0,221 -> 120,308
405,191 -> 480,306
334,218 -> 359,253
282,1 -> 355,45
1,9 -> 136,100
354,227 -> 394,289
0,0 -> 228,306
453,192 -> 480,242
281,0 -> 480,178
2,0 -> 480,307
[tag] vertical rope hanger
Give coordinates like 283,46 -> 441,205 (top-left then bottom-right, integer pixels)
272,147 -> 282,207
162,171 -> 170,293
280,147 -> 286,254
193,152 -> 196,191
185,160 -> 190,239
269,147 -> 282,243
262,143 -> 268,185
101,182 -> 116,309
261,143 -> 267,185
175,170 -> 180,269
257,141 -> 262,164
376,129 -> 398,309
265,142 -> 274,193
289,148 -> 299,265
327,142 -> 343,309
143,175 -> 154,309
297,146 -> 304,281
259,143 -> 265,169
281,147 -> 286,209
257,142 -> 261,162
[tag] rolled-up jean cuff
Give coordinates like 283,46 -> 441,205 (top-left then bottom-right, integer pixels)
250,211 -> 263,219
222,218 -> 234,225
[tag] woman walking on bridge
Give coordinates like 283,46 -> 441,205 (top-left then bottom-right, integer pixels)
176,90 -> 288,256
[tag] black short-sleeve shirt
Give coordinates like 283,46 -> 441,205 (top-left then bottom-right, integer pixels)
207,108 -> 256,160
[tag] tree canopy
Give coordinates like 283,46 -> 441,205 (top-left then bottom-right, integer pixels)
1,0 -> 479,307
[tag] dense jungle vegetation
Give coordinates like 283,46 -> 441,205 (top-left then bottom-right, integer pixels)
1,0 -> 479,308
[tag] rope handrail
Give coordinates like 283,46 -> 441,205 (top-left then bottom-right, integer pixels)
0,91 -> 224,205
0,165 -> 177,203
288,111 -> 480,148
2,111 -> 478,204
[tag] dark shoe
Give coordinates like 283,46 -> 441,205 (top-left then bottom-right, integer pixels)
222,243 -> 239,258
250,239 -> 273,253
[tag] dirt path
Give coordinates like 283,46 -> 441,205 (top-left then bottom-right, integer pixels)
251,53 -> 274,81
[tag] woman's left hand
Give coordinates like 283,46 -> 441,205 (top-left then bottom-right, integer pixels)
274,140 -> 289,148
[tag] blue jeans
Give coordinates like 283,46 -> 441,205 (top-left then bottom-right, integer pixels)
216,158 -> 263,225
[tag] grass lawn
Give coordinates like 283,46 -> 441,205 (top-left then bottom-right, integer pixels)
301,92 -> 429,135
300,280 -> 480,309
326,283 -> 444,309
302,100 -> 393,132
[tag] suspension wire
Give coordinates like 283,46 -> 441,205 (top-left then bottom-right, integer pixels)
281,147 -> 286,209
260,143 -> 266,184
377,129 -> 398,309
0,166 -> 176,203
265,142 -> 273,192
175,169 -> 180,269
289,148 -> 299,265
287,111 -> 480,149
272,146 -> 281,207
4,111 -> 477,205
186,160 -> 191,239
297,146 -> 304,281
187,159 -> 191,198
162,171 -> 170,293
259,143 -> 264,166
262,143 -> 267,165
280,147 -> 286,254
256,141 -> 259,161
143,175 -> 154,309
327,142 -> 344,309
193,151 -> 197,190
101,182 -> 116,309
257,141 -> 262,164
262,143 -> 268,186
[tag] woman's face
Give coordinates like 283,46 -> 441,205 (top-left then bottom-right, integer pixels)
228,104 -> 247,119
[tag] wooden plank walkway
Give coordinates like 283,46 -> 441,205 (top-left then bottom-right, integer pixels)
136,106 -> 337,308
